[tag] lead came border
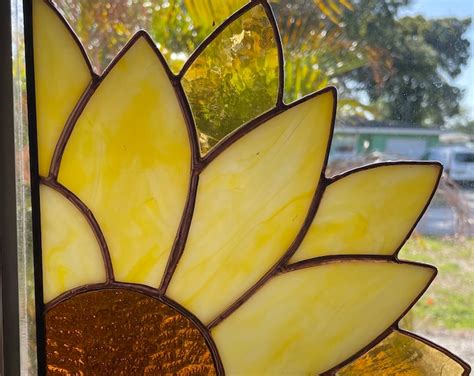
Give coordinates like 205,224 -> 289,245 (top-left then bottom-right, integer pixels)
44,281 -> 225,375
39,177 -> 114,282
206,160 -> 442,328
28,1 -> 471,375
160,86 -> 337,294
24,0 -> 46,372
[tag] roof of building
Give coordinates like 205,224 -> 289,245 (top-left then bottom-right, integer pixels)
335,117 -> 442,136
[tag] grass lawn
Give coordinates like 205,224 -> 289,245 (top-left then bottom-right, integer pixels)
399,236 -> 473,330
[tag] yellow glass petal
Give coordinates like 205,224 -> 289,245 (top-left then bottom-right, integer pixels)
40,184 -> 105,303
167,90 -> 335,323
33,0 -> 92,177
212,260 -> 434,375
337,330 -> 468,376
292,163 -> 440,262
182,5 -> 279,153
58,35 -> 191,286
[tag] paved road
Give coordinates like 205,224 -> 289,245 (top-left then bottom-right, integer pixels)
417,189 -> 474,236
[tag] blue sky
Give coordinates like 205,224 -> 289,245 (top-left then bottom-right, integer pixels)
400,0 -> 474,121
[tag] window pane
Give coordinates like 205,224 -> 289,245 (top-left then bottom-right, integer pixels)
24,0 -> 472,373
11,0 -> 37,372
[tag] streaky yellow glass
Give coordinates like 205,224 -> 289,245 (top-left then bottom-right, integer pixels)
182,5 -> 279,152
292,163 -> 440,262
167,90 -> 335,324
212,261 -> 434,375
58,36 -> 191,286
33,0 -> 92,177
40,184 -> 105,303
337,330 -> 466,375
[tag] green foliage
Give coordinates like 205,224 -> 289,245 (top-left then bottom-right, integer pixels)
414,291 -> 474,329
54,0 -> 153,72
453,119 -> 474,133
55,0 -> 472,130
271,0 -> 383,105
400,237 -> 474,330
342,1 -> 471,126
150,1 -> 203,73
149,0 -> 246,73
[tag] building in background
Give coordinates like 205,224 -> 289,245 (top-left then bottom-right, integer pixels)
330,118 -> 472,161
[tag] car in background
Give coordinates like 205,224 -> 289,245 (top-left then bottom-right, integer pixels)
427,145 -> 474,185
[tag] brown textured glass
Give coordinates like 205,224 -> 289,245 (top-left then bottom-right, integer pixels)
337,330 -> 465,376
182,5 -> 279,152
46,289 -> 217,375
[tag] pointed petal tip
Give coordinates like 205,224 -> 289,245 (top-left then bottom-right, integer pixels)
35,0 -> 96,76
212,260 -> 438,375
100,29 -> 173,80
320,85 -> 338,102
416,261 -> 437,280
397,261 -> 437,316
130,29 -> 155,45
330,160 -> 443,185
414,160 -> 443,177
431,160 -> 444,175
399,259 -> 437,283
287,85 -> 337,109
119,30 -> 156,55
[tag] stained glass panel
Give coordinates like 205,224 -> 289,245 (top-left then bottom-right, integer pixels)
182,4 -> 280,152
152,0 -> 248,73
27,0 -> 470,374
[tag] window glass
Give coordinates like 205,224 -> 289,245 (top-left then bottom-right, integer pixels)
11,0 -> 37,372
14,0 -> 473,372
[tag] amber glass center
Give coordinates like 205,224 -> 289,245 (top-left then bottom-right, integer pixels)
46,288 -> 217,375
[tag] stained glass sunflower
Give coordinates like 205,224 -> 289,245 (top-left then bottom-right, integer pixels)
33,0 -> 470,374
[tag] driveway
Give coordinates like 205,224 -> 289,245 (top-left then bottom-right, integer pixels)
417,188 -> 474,237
